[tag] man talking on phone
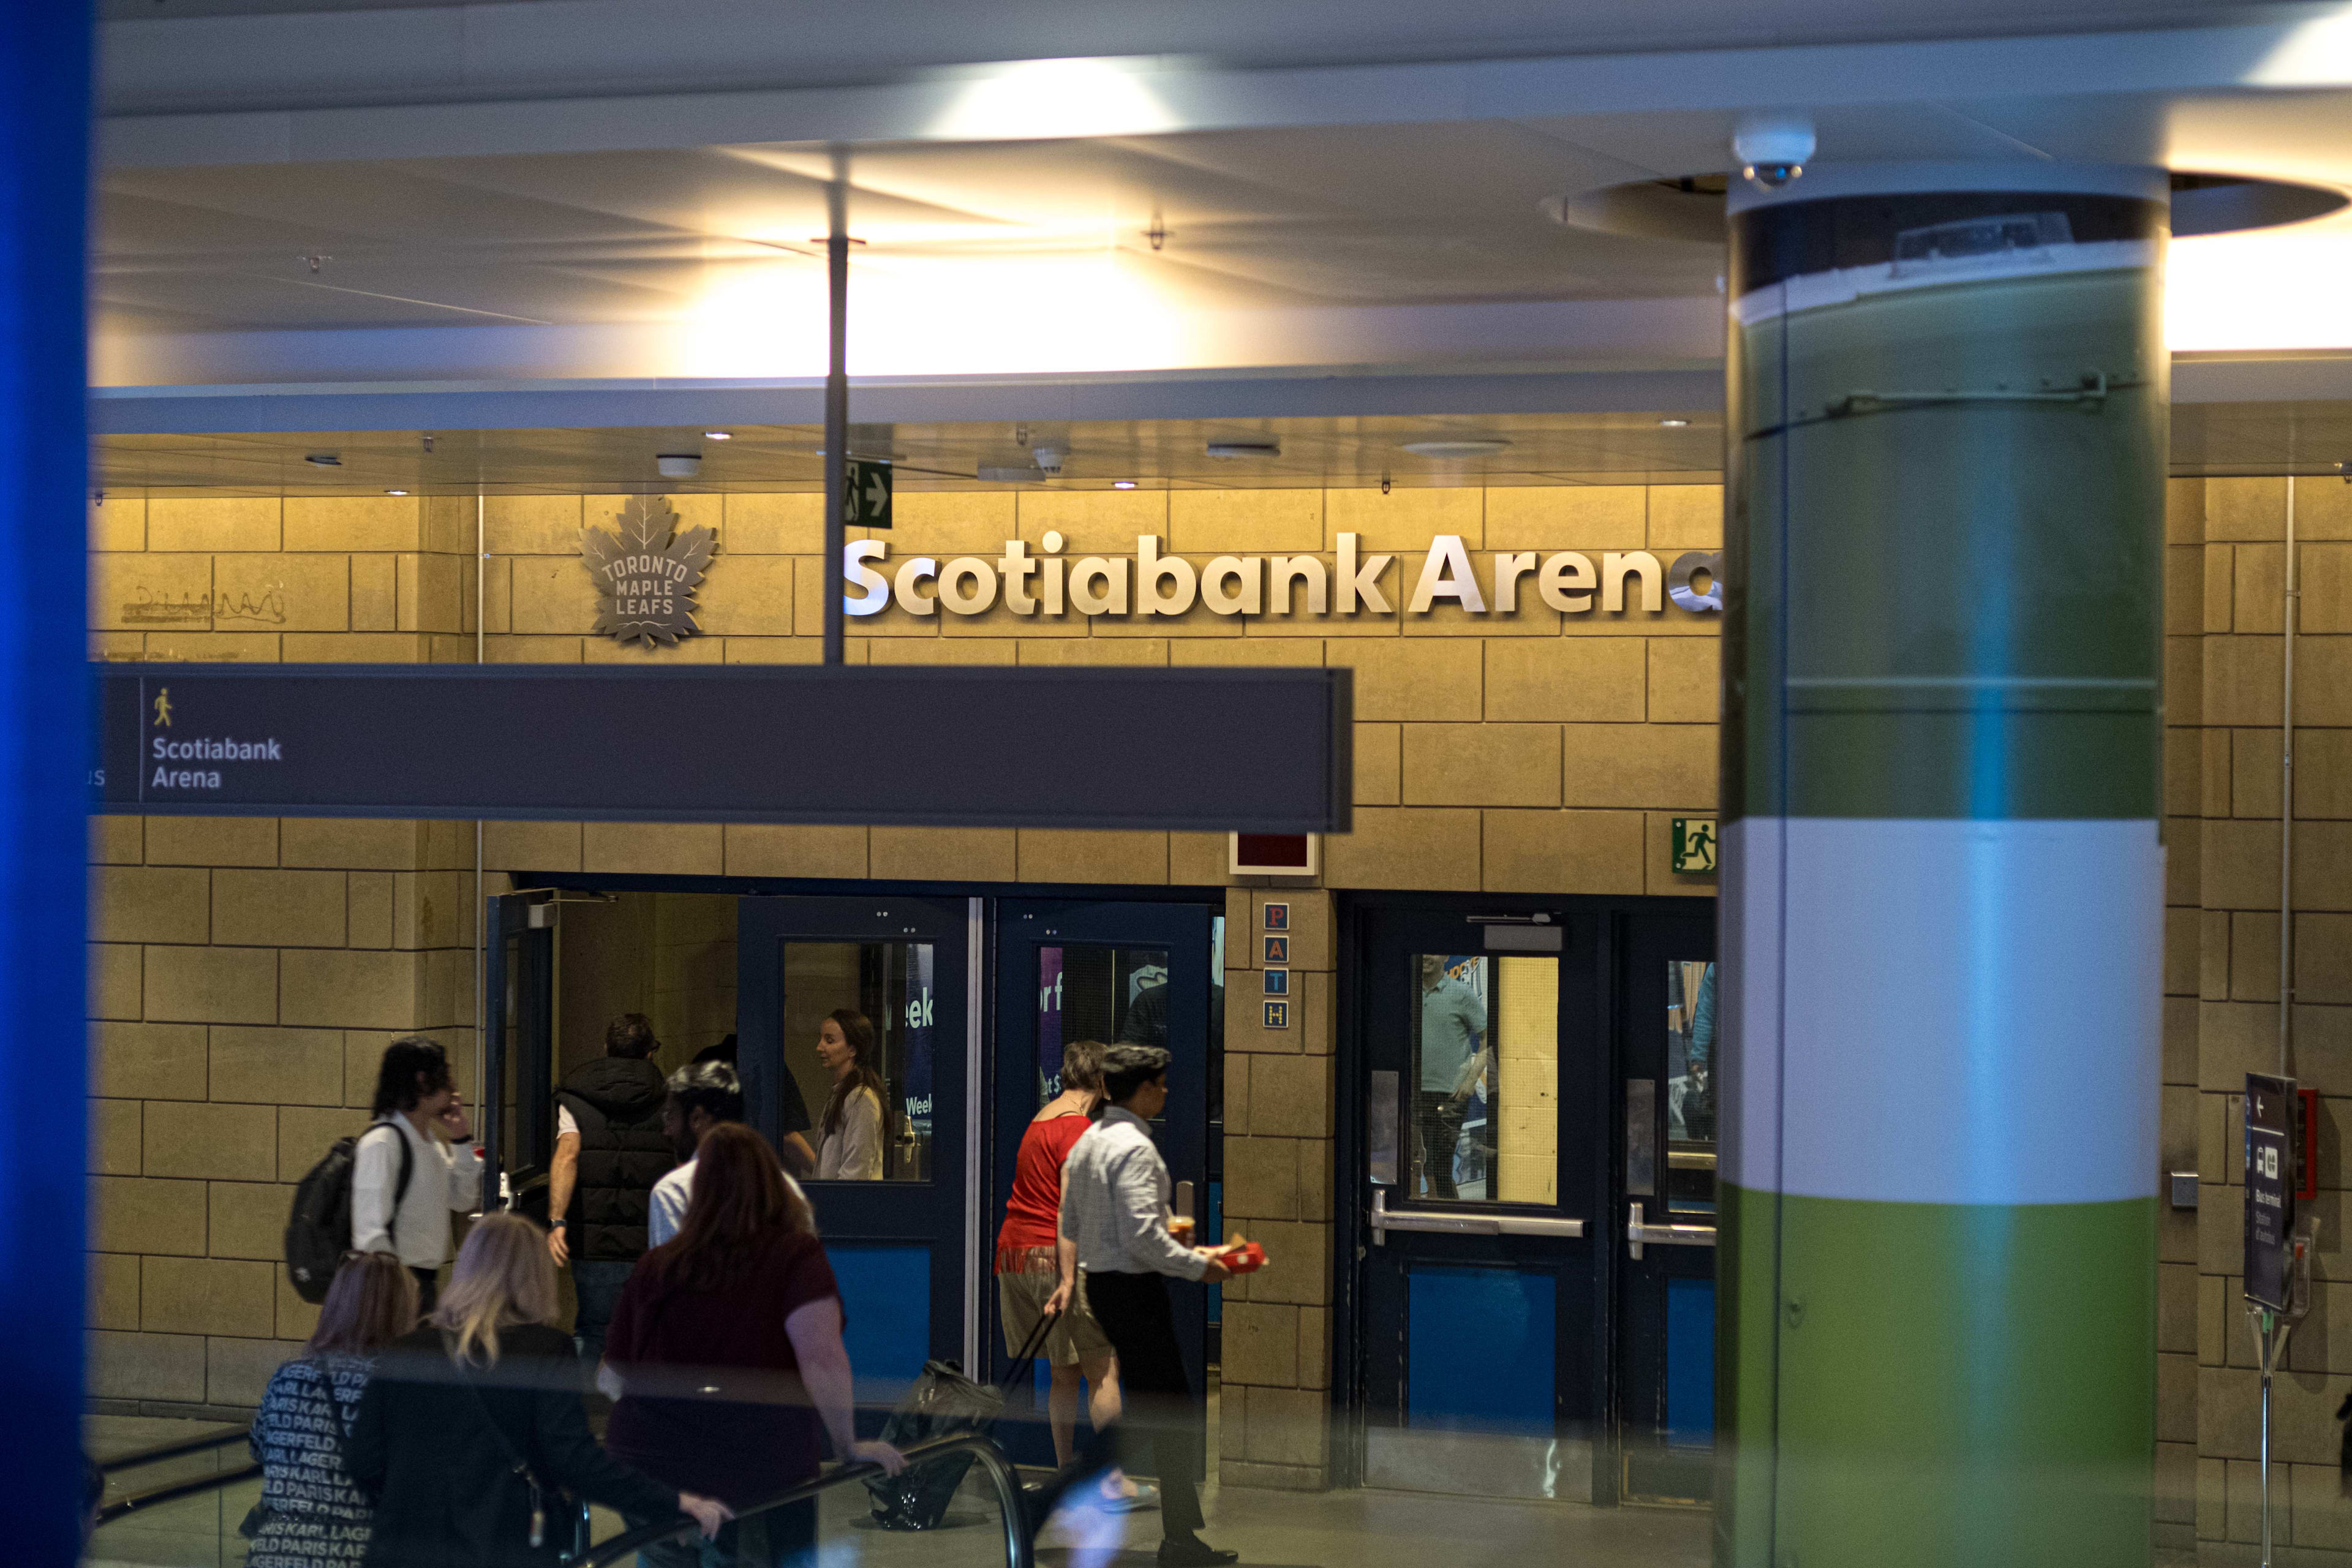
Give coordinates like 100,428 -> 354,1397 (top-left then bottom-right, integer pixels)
1038,1044 -> 1240,1567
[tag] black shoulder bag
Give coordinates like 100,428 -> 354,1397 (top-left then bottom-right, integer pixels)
448,1335 -> 552,1552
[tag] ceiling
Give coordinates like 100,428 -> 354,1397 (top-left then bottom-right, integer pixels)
92,127 -> 1711,344
89,402 -> 2352,496
85,2 -> 2352,403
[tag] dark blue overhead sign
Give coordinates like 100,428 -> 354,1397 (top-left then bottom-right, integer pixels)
92,663 -> 1351,832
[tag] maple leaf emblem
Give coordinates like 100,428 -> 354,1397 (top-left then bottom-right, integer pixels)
581,496 -> 716,647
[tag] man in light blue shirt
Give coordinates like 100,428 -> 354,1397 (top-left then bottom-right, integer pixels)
648,1061 -> 755,1246
1039,1046 -> 1236,1568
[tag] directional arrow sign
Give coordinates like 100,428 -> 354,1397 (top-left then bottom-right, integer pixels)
846,458 -> 892,530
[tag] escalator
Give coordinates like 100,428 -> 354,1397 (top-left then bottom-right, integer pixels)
88,1423 -> 1032,1568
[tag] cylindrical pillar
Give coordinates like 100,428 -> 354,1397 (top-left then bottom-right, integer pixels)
1718,164 -> 2167,1567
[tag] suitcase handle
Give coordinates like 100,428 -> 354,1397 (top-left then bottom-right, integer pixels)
998,1301 -> 1061,1395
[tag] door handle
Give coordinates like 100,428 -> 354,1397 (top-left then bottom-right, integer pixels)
1626,1200 -> 1717,1259
1368,1188 -> 1585,1245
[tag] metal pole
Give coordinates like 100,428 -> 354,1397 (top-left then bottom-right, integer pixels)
475,486 -> 488,1139
2280,475 -> 2297,1076
2261,1319 -> 2272,1567
822,165 -> 848,666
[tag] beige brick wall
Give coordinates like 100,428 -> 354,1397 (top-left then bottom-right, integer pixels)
1218,887 -> 1340,1489
89,494 -> 483,1411
86,483 -> 1716,1422
2174,475 -> 2352,1557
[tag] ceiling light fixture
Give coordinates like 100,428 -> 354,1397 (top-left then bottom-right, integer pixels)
1402,439 -> 1510,459
704,431 -> 733,441
304,453 -> 341,468
1114,480 -> 1138,489
1206,440 -> 1281,460
656,454 -> 703,478
385,488 -> 409,496
1659,418 -> 1691,428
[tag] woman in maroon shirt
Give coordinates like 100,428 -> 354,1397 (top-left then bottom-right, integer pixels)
996,1040 -> 1148,1509
604,1124 -> 905,1567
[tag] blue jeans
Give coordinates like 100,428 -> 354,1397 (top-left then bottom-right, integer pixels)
626,1499 -> 815,1568
573,1260 -> 635,1371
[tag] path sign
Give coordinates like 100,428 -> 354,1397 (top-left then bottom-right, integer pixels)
2246,1073 -> 2297,1310
846,458 -> 892,530
1671,816 -> 1717,874
92,662 -> 1351,831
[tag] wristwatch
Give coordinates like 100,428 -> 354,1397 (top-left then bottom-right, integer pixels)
549,1220 -> 567,1229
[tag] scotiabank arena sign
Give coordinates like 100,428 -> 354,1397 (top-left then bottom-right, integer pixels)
846,533 -> 1721,620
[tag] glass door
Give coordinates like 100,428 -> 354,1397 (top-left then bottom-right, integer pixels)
1354,903 -> 1604,1502
1616,911 -> 1719,1504
737,894 -> 973,1411
989,899 -> 1219,1464
480,891 -> 554,1207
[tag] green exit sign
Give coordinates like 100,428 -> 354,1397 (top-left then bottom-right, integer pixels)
845,458 -> 892,530
1670,816 -> 1717,875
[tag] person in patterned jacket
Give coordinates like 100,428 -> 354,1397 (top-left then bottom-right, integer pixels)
246,1254 -> 418,1568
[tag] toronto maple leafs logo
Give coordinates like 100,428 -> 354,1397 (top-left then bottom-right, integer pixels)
582,496 -> 715,647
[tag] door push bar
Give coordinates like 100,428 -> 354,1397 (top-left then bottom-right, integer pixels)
1368,1187 -> 1586,1245
1626,1200 -> 1717,1259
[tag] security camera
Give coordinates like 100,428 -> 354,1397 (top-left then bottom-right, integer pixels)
1734,115 -> 1815,189
2340,459 -> 2351,484
1032,446 -> 1065,477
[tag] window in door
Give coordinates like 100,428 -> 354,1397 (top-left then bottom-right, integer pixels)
785,940 -> 936,1182
1408,953 -> 1559,1204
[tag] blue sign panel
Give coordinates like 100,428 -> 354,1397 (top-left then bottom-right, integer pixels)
91,663 -> 1352,831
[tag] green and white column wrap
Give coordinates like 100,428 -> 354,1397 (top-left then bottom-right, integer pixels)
1717,165 -> 2166,1568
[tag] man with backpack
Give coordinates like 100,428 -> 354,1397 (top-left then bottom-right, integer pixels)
548,1013 -> 674,1367
350,1036 -> 483,1312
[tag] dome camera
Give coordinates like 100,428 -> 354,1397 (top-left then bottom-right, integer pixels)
1734,115 -> 1815,189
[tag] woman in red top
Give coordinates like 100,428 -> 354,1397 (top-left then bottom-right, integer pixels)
997,1039 -> 1149,1509
604,1123 -> 905,1567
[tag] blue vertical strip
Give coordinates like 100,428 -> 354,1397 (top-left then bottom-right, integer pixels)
0,4 -> 90,1562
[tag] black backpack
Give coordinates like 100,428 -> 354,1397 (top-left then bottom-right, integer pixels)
285,1123 -> 413,1303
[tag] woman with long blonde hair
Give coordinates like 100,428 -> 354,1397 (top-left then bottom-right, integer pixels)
349,1213 -> 728,1567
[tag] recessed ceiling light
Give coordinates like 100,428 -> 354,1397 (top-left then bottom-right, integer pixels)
1206,440 -> 1281,460
1659,418 -> 1692,428
704,430 -> 733,441
1402,439 -> 1510,459
304,453 -> 341,468
385,488 -> 409,496
1114,480 -> 1138,489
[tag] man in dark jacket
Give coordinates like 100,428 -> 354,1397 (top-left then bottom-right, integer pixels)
548,1014 -> 673,1369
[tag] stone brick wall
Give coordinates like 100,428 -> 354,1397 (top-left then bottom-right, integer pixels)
1218,887 -> 1339,1490
87,814 -> 478,1416
2170,476 -> 2352,1561
84,482 -> 1722,1438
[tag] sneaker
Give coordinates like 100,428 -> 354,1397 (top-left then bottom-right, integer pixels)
1156,1536 -> 1238,1567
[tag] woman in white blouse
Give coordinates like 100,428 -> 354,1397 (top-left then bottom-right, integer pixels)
813,1009 -> 887,1180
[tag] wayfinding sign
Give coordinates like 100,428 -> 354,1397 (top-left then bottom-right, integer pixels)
2245,1072 -> 2297,1310
92,663 -> 1350,831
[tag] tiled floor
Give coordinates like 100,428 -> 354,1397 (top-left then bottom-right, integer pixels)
86,1413 -> 1712,1568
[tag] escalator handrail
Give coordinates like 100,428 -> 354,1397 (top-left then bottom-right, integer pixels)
99,1425 -> 250,1473
576,1431 -> 1033,1568
97,1459 -> 262,1524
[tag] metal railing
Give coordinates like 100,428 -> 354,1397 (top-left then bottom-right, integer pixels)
578,1433 -> 1032,1568
96,1426 -> 259,1525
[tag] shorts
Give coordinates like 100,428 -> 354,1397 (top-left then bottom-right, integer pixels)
997,1253 -> 1113,1368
